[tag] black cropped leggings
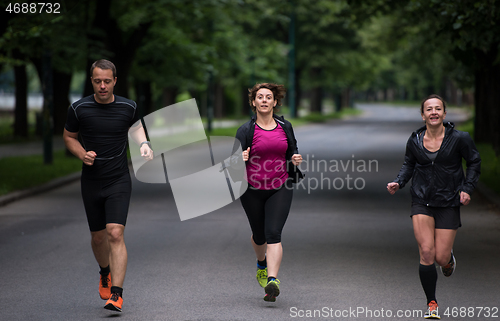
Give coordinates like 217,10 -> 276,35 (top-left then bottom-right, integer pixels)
240,182 -> 293,245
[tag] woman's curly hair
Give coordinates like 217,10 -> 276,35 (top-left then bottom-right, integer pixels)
421,94 -> 447,114
248,83 -> 286,113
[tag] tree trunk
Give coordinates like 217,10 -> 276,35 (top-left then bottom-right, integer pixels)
13,63 -> 28,137
187,89 -> 206,117
334,93 -> 342,112
214,83 -> 225,119
53,70 -> 72,135
83,59 -> 93,98
188,89 -> 202,115
83,0 -> 151,99
474,70 -> 489,142
162,87 -> 179,108
474,63 -> 500,154
473,46 -> 500,156
309,68 -> 322,114
135,81 -> 153,118
293,68 -> 302,118
310,87 -> 323,113
32,59 -> 71,136
241,85 -> 251,116
341,88 -> 351,108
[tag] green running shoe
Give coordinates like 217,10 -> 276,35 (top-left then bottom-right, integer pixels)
256,267 -> 267,288
264,279 -> 280,302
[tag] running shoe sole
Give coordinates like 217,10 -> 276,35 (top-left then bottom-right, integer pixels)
104,294 -> 123,312
264,281 -> 280,302
424,313 -> 441,319
104,302 -> 122,312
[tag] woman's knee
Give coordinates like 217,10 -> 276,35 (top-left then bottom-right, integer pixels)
435,252 -> 451,266
419,245 -> 435,263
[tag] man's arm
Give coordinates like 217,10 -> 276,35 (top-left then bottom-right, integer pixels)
63,129 -> 96,166
128,124 -> 153,160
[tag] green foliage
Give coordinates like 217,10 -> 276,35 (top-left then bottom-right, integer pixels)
476,143 -> 500,194
302,108 -> 362,123
0,111 -> 37,144
176,91 -> 192,103
458,118 -> 500,194
2,0 -> 498,120
302,112 -> 340,123
457,117 -> 475,138
0,149 -> 81,196
208,126 -> 240,137
1,2 -> 89,72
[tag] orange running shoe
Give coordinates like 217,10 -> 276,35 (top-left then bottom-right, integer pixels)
424,300 -> 440,319
99,273 -> 112,300
104,292 -> 123,312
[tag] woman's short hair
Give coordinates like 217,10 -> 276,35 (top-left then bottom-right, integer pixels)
248,83 -> 286,113
421,94 -> 447,113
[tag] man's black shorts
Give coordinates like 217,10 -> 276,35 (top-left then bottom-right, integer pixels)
81,173 -> 132,232
410,202 -> 461,229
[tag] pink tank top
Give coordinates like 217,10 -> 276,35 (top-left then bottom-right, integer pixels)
247,123 -> 288,190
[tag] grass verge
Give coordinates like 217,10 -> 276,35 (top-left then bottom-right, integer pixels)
0,111 -> 38,144
457,119 -> 500,194
0,150 -> 82,196
301,108 -> 362,123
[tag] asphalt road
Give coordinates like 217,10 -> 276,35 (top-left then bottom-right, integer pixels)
0,104 -> 499,321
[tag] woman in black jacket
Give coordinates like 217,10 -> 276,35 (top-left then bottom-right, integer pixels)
387,94 -> 481,319
236,83 -> 302,302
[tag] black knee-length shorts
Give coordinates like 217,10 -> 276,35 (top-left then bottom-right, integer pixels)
81,173 -> 132,232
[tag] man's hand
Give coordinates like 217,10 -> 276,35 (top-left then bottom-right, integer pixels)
140,144 -> 153,161
83,151 -> 97,166
460,191 -> 471,205
387,182 -> 400,195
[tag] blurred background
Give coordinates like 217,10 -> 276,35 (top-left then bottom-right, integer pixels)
0,0 -> 499,195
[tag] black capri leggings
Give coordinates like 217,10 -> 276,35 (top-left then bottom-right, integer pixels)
240,182 -> 293,245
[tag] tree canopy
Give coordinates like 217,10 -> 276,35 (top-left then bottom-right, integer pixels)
1,0 -> 499,153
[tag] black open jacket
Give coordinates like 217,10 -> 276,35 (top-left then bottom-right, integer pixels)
393,122 -> 481,207
232,114 -> 303,182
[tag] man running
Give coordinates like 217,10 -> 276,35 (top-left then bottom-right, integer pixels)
63,59 -> 153,312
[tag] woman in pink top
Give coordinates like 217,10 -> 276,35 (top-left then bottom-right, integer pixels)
236,83 -> 303,302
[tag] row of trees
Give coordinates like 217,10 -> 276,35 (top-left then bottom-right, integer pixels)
348,0 -> 500,153
1,0 -> 499,154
